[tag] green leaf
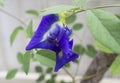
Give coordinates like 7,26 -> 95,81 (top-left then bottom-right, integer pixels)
80,0 -> 91,6
87,9 -> 120,54
110,55 -> 120,75
86,45 -> 97,57
6,69 -> 18,80
22,51 -> 31,75
40,5 -> 76,16
26,9 -> 39,16
0,0 -> 6,7
35,66 -> 43,72
10,26 -> 23,45
73,44 -> 85,55
36,50 -> 56,67
72,0 -> 92,6
17,52 -> 24,64
60,80 -> 66,83
116,14 -> 120,19
72,23 -> 83,30
95,39 -> 113,53
36,74 -> 45,82
25,20 -> 33,38
66,14 -> 76,24
46,68 -> 53,73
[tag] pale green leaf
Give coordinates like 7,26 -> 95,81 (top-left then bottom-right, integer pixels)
73,44 -> 85,55
36,50 -> 56,67
25,20 -> 33,38
6,69 -> 18,79
80,0 -> 91,6
72,23 -> 83,30
94,39 -> 113,53
40,5 -> 76,16
110,55 -> 120,75
86,45 -> 97,57
10,26 -> 23,45
22,51 -> 31,75
87,9 -> 120,53
72,0 -> 92,6
66,14 -> 76,24
26,9 -> 39,16
17,52 -> 24,64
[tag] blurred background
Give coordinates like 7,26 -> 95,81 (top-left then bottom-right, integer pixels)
0,0 -> 120,83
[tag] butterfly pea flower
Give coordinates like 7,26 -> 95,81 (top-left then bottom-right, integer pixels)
26,13 -> 79,72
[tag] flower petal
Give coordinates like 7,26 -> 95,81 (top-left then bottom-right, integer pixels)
26,14 -> 59,50
54,50 -> 78,72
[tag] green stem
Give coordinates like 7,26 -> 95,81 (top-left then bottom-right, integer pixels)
0,8 -> 27,26
74,4 -> 120,14
63,68 -> 75,83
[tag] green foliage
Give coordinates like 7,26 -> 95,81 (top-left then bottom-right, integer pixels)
72,23 -> 83,30
73,44 -> 85,55
26,9 -> 39,16
110,55 -> 120,75
25,20 -> 33,38
40,5 -> 76,16
95,39 -> 113,53
22,51 -> 31,75
72,0 -> 91,7
85,45 -> 97,57
60,80 -> 66,83
36,74 -> 45,82
35,66 -> 43,72
17,52 -> 24,64
10,26 -> 23,45
87,9 -> 120,54
66,14 -> 76,24
46,68 -> 53,73
36,50 -> 56,67
0,0 -> 6,7
6,69 -> 18,80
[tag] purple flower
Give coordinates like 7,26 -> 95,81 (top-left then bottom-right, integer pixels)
26,14 -> 78,72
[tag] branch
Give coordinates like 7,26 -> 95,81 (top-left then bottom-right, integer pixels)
80,52 -> 117,83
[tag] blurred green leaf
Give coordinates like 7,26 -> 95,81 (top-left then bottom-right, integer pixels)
110,55 -> 120,75
40,5 -> 76,16
17,52 -> 24,64
25,20 -> 33,38
87,9 -> 120,54
0,0 -> 6,7
26,9 -> 39,16
6,69 -> 18,80
64,63 -> 70,68
35,66 -> 43,72
36,50 -> 56,67
86,45 -> 97,57
95,39 -> 113,53
60,80 -> 66,83
66,14 -> 76,24
52,74 -> 57,78
73,44 -> 85,55
80,0 -> 91,7
46,68 -> 53,73
10,26 -> 23,45
72,0 -> 92,6
36,74 -> 45,82
46,79 -> 55,83
73,23 -> 83,30
116,14 -> 120,19
22,51 -> 31,75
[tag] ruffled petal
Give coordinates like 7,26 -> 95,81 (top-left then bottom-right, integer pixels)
26,14 -> 59,50
54,50 -> 78,72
